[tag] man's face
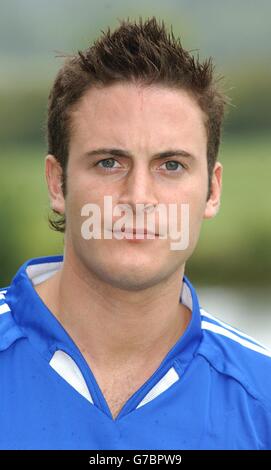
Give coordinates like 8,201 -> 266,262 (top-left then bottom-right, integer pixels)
47,82 -> 222,291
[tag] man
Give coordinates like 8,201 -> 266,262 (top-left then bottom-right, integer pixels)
1,16 -> 271,450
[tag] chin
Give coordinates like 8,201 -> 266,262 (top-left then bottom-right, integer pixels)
88,256 -> 163,291
103,272 -> 162,292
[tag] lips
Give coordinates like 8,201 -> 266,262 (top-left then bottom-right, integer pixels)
122,228 -> 158,236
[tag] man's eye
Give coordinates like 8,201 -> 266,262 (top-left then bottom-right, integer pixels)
95,158 -> 121,170
160,161 -> 185,172
94,158 -> 185,173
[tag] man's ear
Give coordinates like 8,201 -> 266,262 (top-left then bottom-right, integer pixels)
204,161 -> 223,219
45,154 -> 65,214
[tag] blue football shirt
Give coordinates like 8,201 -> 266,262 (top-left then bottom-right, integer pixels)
1,254 -> 271,450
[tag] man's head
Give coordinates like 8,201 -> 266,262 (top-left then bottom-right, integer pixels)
45,16 -> 228,291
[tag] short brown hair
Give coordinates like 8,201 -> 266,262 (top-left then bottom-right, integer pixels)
46,16 -> 230,233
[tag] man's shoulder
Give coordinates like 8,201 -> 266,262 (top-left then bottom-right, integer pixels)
197,307 -> 271,412
0,285 -> 24,353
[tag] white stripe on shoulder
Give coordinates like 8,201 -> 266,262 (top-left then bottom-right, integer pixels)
0,303 -> 11,315
200,307 -> 269,351
202,320 -> 271,358
0,290 -> 10,315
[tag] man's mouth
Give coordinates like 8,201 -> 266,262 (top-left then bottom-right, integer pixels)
111,227 -> 159,240
122,227 -> 158,236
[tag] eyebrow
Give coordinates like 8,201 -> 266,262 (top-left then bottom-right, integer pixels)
82,147 -> 196,160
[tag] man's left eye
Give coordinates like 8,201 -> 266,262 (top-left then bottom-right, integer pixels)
161,161 -> 184,171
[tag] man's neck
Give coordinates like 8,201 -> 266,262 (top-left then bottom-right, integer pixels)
33,256 -> 191,372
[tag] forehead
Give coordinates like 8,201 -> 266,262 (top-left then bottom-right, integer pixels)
69,82 -> 207,150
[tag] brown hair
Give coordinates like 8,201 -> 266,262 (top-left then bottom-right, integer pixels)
46,16 -> 230,233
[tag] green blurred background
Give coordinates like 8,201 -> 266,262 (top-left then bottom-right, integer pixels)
0,1 -> 271,342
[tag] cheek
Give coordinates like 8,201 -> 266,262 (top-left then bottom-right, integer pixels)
69,173 -> 103,208
65,179 -> 112,239
174,184 -> 207,238
188,194 -> 207,247
187,186 -> 208,221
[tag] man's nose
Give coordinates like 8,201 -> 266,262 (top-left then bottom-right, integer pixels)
117,164 -> 159,212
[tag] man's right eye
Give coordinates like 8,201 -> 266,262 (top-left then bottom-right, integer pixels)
95,158 -> 121,170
